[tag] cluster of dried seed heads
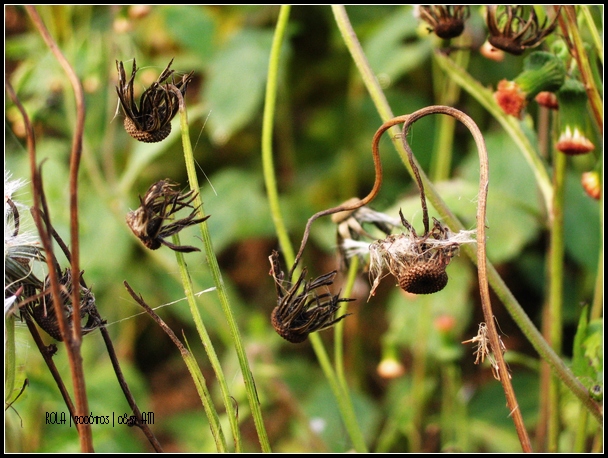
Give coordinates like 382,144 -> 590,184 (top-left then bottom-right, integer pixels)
5,188 -> 103,341
126,179 -> 209,253
115,58 -> 193,143
269,250 -> 352,343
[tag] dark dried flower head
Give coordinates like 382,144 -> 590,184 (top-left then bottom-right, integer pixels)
417,5 -> 470,40
486,6 -> 560,55
116,58 -> 194,143
367,210 -> 474,297
126,179 -> 209,253
28,269 -> 102,341
269,250 -> 353,343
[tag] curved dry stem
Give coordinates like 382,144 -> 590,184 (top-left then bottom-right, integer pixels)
400,105 -> 532,452
24,7 -> 90,451
289,115 -> 409,280
6,79 -> 93,449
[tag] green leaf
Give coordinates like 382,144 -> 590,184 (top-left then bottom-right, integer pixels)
204,29 -> 276,143
200,168 -> 275,252
363,6 -> 433,81
162,6 -> 216,62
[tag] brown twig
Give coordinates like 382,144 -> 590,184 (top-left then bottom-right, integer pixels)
6,80 -> 93,449
24,6 -> 91,451
42,212 -> 164,452
289,115 -> 409,280
400,105 -> 532,452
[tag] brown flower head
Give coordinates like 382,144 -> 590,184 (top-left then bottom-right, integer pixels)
116,58 -> 193,143
29,269 -> 102,341
269,251 -> 353,343
486,6 -> 560,55
417,5 -> 470,40
367,210 -> 474,297
126,179 -> 209,253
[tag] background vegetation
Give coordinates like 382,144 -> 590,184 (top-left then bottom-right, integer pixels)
5,5 -> 602,452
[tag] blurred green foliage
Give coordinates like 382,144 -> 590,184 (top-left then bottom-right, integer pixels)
5,5 -> 602,452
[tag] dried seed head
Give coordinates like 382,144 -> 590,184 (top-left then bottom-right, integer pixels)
268,250 -> 353,343
126,179 -> 209,253
397,259 -> 449,295
123,116 -> 171,143
416,5 -> 470,40
32,269 -> 101,341
366,212 -> 474,298
115,58 -> 193,143
486,6 -> 560,55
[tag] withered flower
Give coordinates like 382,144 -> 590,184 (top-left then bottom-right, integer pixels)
332,198 -> 396,270
28,269 -> 102,342
126,179 -> 209,253
486,6 -> 560,55
269,250 -> 353,343
116,58 -> 194,143
416,5 -> 470,40
367,210 -> 474,297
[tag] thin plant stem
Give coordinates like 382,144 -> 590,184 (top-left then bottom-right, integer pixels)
262,5 -> 295,265
261,6 -> 367,452
559,6 -> 603,133
433,50 -> 554,214
399,106 -> 532,452
173,88 -> 271,452
545,137 -> 568,451
24,7 -> 93,451
170,233 -> 238,452
123,281 -> 227,452
6,79 -> 93,450
429,36 -> 469,182
334,256 -> 359,393
376,44 -> 600,424
579,6 -> 603,65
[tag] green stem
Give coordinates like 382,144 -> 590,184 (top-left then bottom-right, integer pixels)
176,93 -> 271,452
579,6 -> 603,65
334,256 -> 359,393
262,5 -> 295,265
262,5 -> 367,452
430,38 -> 469,181
124,280 -> 226,452
562,6 -> 603,132
171,233 -> 238,452
546,149 -> 567,451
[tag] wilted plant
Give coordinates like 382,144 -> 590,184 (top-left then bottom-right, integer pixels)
126,179 -> 209,253
485,5 -> 561,55
115,58 -> 194,143
269,250 -> 352,343
415,5 -> 470,40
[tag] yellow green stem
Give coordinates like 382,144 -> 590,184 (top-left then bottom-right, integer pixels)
176,92 -> 270,452
261,5 -> 367,452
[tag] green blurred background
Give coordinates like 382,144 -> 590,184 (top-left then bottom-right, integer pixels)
5,5 -> 601,452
